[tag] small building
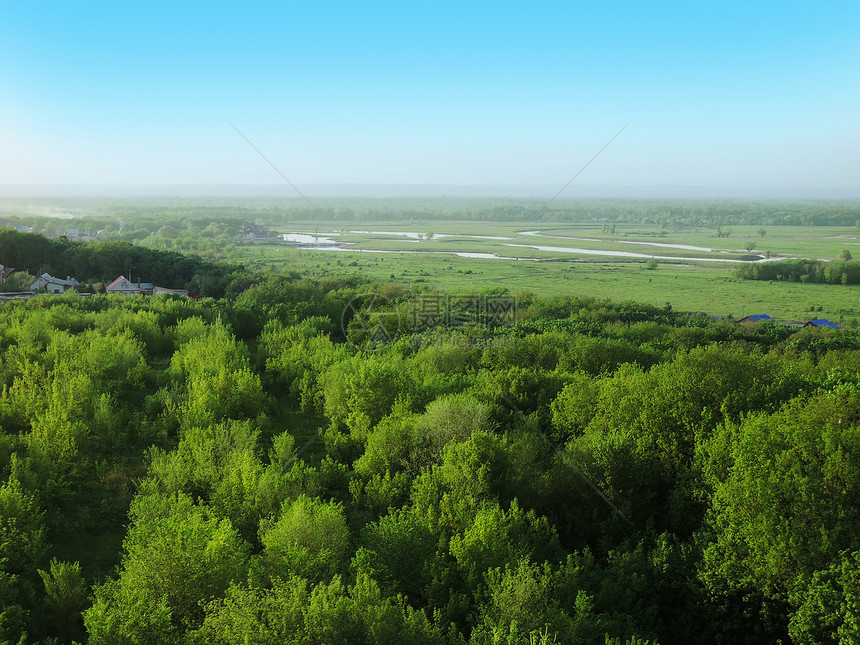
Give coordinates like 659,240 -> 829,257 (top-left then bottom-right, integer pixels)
153,286 -> 189,297
29,273 -> 80,294
736,314 -> 773,324
60,228 -> 96,241
0,265 -> 15,285
238,223 -> 269,240
804,318 -> 842,330
106,275 -> 146,296
0,292 -> 35,302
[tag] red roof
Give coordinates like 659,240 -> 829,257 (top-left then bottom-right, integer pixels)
106,275 -> 144,293
106,275 -> 128,290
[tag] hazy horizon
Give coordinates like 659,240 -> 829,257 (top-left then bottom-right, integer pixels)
2,3 -> 858,190
1,184 -> 860,201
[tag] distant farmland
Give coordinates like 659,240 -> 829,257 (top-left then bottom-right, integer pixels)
238,221 -> 860,325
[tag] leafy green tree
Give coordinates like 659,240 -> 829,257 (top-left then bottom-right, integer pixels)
550,373 -> 600,443
38,558 -> 87,642
143,420 -> 260,500
0,474 -> 47,580
144,420 -> 293,542
411,393 -> 494,472
0,561 -> 30,644
85,578 -> 176,645
354,408 -> 419,480
0,271 -> 35,293
85,492 -> 250,637
191,573 -> 446,645
321,353 -> 406,436
268,430 -> 297,472
168,320 -> 250,381
470,559 -> 604,645
356,507 -> 438,600
471,366 -> 572,427
557,335 -> 661,376
259,494 -> 350,583
260,317 -> 351,412
789,550 -> 860,644
450,500 -> 563,593
180,365 -> 268,430
211,450 -> 291,543
187,577 -> 309,645
0,474 -> 46,642
702,383 -> 860,637
163,321 -> 268,431
430,431 -> 511,512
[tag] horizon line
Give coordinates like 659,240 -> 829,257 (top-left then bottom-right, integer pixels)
1,183 -> 859,200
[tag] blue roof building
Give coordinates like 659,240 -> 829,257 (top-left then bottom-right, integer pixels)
804,319 -> 842,329
736,314 -> 773,324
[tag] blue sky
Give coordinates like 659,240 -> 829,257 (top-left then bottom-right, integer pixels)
1,1 -> 858,192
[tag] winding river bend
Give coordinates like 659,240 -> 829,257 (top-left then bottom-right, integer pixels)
280,230 -> 785,263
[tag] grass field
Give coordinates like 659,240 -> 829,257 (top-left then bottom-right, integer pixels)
235,221 -> 860,326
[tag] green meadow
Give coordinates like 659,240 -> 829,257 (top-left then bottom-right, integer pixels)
236,221 -> 860,325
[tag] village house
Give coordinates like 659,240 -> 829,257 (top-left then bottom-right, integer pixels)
736,313 -> 843,329
106,275 -> 147,295
238,222 -> 269,240
29,273 -> 80,294
0,265 -> 16,285
803,318 -> 842,329
153,286 -> 190,296
106,275 -> 187,297
736,314 -> 773,324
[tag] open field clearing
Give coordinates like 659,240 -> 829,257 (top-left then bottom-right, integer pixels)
236,221 -> 860,325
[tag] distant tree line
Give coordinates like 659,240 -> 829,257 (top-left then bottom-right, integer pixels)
734,258 -> 860,285
264,199 -> 860,227
3,197 -> 860,230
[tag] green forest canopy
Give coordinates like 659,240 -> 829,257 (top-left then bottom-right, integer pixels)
0,237 -> 859,643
